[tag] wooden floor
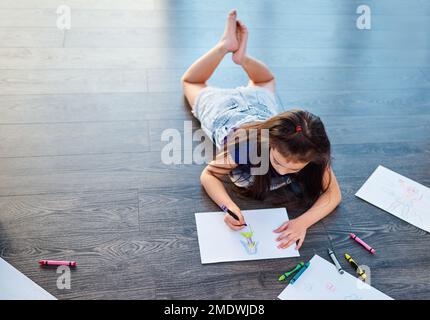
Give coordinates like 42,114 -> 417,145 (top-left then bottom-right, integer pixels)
0,0 -> 429,300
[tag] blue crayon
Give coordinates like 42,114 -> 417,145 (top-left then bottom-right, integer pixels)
290,261 -> 310,284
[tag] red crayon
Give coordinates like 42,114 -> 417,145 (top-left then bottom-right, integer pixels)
349,233 -> 376,254
39,260 -> 77,267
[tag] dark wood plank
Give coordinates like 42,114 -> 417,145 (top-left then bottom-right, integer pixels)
0,121 -> 150,157
155,0 -> 430,16
278,89 -> 430,116
0,0 -> 155,10
0,28 -> 63,48
0,7 -> 429,32
0,190 -> 140,238
0,92 -> 193,124
64,28 -> 430,49
331,143 -> 430,181
422,68 -> 430,81
322,114 -> 430,145
146,67 -> 430,92
0,69 -> 148,95
4,48 -> 430,69
0,152 -> 202,195
1,10 -> 429,31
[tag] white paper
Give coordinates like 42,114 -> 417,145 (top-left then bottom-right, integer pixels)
278,255 -> 392,300
356,165 -> 430,233
0,258 -> 56,300
195,207 -> 299,264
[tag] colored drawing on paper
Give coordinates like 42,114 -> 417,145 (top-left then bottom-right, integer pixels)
195,208 -> 299,264
356,165 -> 430,233
278,255 -> 392,300
325,282 -> 336,293
386,178 -> 424,223
240,225 -> 258,255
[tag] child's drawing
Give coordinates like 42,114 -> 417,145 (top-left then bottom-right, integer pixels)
239,225 -> 258,255
386,178 -> 424,223
356,165 -> 430,233
195,208 -> 299,264
325,282 -> 336,293
278,255 -> 392,300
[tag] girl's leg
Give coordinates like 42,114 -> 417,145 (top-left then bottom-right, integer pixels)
232,21 -> 276,94
243,56 -> 276,93
181,10 -> 239,107
181,43 -> 226,107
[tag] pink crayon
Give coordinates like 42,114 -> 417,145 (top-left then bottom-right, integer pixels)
349,233 -> 375,254
39,260 -> 77,267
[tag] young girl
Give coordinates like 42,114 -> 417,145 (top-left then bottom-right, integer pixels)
181,10 -> 342,250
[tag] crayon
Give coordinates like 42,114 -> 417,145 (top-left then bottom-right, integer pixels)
344,253 -> 366,281
350,233 -> 376,254
278,262 -> 304,281
220,204 -> 247,226
290,262 -> 310,284
39,260 -> 76,267
328,249 -> 344,274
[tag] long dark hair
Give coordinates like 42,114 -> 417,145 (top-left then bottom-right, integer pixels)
219,109 -> 332,210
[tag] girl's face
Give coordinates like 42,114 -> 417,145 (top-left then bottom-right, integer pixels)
270,147 -> 309,175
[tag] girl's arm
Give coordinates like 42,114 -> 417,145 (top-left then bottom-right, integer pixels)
200,152 -> 246,230
275,166 -> 342,249
297,166 -> 342,228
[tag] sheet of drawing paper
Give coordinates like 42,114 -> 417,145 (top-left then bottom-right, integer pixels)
195,207 -> 299,264
278,255 -> 392,300
355,165 -> 430,233
0,258 -> 56,300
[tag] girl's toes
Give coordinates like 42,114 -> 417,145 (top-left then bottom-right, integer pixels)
228,9 -> 237,18
239,21 -> 248,33
220,10 -> 239,52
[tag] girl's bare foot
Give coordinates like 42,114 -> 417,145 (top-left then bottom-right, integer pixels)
219,10 -> 239,53
232,20 -> 248,65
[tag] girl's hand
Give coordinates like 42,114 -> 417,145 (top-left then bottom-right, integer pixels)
273,218 -> 308,250
224,207 -> 246,231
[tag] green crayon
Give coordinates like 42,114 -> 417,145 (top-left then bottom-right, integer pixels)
278,262 -> 304,281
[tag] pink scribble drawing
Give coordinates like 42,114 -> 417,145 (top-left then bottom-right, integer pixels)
325,282 -> 336,293
387,179 -> 424,223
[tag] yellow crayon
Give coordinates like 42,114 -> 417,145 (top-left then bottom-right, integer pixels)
344,253 -> 366,281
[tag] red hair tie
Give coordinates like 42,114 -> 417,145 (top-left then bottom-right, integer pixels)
295,125 -> 302,133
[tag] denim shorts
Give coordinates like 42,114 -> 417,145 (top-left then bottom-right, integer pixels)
191,85 -> 281,150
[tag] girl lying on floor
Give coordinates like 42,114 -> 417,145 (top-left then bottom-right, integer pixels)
181,10 -> 342,250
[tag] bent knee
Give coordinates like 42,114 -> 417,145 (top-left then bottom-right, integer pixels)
180,75 -> 189,88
